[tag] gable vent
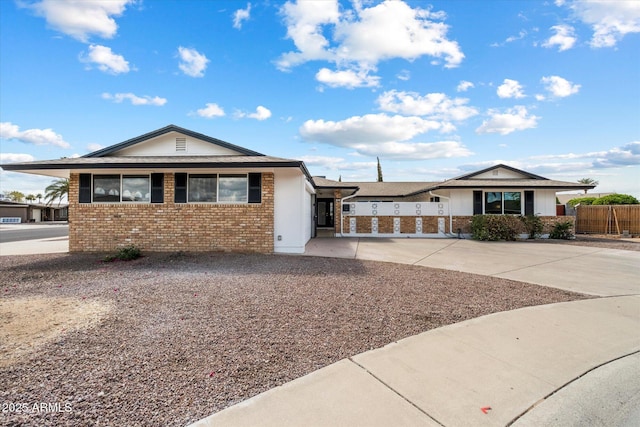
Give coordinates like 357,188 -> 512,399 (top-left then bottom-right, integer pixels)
176,137 -> 187,152
492,170 -> 499,176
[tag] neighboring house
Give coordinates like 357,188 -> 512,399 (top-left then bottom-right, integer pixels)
1,125 -> 593,252
0,200 -> 68,223
317,165 -> 594,238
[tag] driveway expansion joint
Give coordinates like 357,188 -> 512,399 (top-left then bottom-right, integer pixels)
490,247 -> 607,277
348,357 -> 446,427
412,238 -> 464,265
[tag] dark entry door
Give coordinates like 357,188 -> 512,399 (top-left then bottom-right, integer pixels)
317,199 -> 334,227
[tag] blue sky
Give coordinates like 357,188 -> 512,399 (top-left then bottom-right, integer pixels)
1,0 -> 639,198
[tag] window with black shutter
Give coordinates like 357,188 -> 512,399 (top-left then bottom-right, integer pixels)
79,174 -> 92,203
174,173 -> 187,203
524,191 -> 534,216
473,190 -> 483,215
151,173 -> 164,203
248,173 -> 262,203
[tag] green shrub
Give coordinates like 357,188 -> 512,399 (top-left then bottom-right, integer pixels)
519,215 -> 544,239
549,221 -> 574,240
104,244 -> 142,262
567,197 -> 596,207
591,194 -> 639,205
471,215 -> 521,241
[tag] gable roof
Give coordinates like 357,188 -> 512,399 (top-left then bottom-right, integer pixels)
451,164 -> 547,180
314,164 -> 595,196
84,124 -> 264,157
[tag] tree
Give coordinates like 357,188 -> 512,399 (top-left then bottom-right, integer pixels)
36,193 -> 43,203
45,178 -> 69,206
567,197 -> 597,207
7,191 -> 25,202
25,194 -> 36,203
591,194 -> 639,205
577,178 -> 599,194
376,157 -> 383,182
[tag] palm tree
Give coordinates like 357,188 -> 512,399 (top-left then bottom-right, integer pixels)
25,194 -> 36,203
45,178 -> 70,206
36,193 -> 43,203
577,178 -> 599,194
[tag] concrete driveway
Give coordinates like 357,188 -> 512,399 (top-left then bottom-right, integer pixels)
304,237 -> 640,297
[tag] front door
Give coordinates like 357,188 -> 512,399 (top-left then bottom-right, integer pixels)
317,198 -> 334,228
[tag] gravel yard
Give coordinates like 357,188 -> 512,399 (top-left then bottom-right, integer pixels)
1,252 -> 590,427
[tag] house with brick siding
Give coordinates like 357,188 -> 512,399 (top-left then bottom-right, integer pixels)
1,125 -> 593,252
314,164 -> 593,238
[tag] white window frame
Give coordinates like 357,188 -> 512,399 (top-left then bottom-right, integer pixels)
92,174 -> 151,203
484,191 -> 522,215
186,173 -> 249,204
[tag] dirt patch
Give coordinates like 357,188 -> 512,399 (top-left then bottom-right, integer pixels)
0,297 -> 112,367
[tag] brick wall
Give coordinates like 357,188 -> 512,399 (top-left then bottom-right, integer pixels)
341,216 -> 450,234
340,215 -> 573,236
68,172 -> 275,253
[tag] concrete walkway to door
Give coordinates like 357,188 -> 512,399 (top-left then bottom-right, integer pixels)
191,238 -> 640,427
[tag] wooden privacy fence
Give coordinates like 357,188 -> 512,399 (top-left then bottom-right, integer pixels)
575,205 -> 640,235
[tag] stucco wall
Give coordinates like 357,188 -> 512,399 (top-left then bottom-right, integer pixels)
68,172 -> 275,253
273,169 -> 313,253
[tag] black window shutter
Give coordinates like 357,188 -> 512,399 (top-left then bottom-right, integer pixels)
248,173 -> 261,203
473,191 -> 483,215
524,191 -> 534,216
151,173 -> 164,203
79,174 -> 92,203
174,173 -> 187,203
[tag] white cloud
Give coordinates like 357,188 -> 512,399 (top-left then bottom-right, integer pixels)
102,92 -> 167,106
236,106 -> 272,121
457,80 -> 474,92
24,0 -> 134,42
233,3 -> 251,29
542,25 -> 577,51
541,75 -> 581,98
301,114 -> 443,145
353,140 -> 473,160
299,155 -> 375,171
177,47 -> 209,78
497,79 -> 526,99
530,141 -> 640,168
396,70 -> 411,81
491,30 -> 527,47
0,153 -> 36,163
81,44 -> 130,74
377,90 -> 478,122
561,0 -> 640,48
0,122 -> 71,148
315,68 -> 380,88
299,113 -> 472,160
87,143 -> 104,152
196,103 -> 226,118
476,106 -> 539,135
277,0 -> 464,87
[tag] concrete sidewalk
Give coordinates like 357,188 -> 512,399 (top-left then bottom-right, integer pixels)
0,237 -> 68,256
191,238 -> 640,427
